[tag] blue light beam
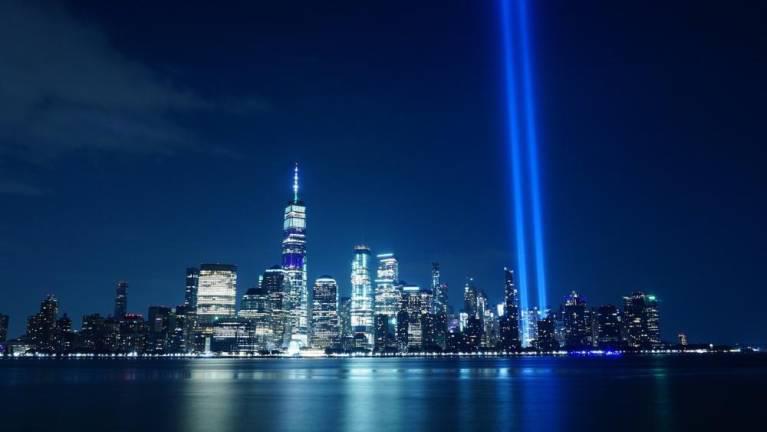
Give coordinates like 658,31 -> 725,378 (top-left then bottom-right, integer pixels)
517,0 -> 548,311
499,0 -> 530,323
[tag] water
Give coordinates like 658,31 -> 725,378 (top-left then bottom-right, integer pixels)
1,355 -> 765,431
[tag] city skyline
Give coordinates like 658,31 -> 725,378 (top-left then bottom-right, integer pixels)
0,167 -> 692,350
1,1 -> 765,346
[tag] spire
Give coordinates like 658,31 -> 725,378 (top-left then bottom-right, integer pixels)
293,162 -> 299,203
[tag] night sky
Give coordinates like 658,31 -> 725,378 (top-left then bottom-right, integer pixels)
1,0 -> 765,344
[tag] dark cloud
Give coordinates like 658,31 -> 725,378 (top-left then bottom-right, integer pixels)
0,1 -> 264,160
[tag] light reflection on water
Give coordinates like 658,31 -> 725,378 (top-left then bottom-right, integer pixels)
1,356 -> 766,432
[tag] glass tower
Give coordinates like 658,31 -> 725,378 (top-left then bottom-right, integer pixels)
282,164 -> 308,347
114,281 -> 128,319
196,264 -> 237,323
374,253 -> 400,317
350,244 -> 374,347
185,267 -> 199,310
311,276 -> 339,350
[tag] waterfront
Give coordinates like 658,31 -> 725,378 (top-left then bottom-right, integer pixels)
1,355 -> 765,431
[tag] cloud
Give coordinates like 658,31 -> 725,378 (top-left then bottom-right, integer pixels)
0,180 -> 45,196
0,1 -> 264,161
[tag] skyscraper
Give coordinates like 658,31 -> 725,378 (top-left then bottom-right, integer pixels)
261,266 -> 288,349
520,307 -> 540,348
147,306 -> 173,353
374,253 -> 400,317
623,292 -> 661,349
114,281 -> 128,319
562,291 -> 590,349
27,295 -> 59,352
595,305 -> 623,349
185,267 -> 199,310
196,264 -> 237,323
374,254 -> 399,352
431,262 -> 448,314
282,164 -> 308,347
499,268 -> 521,350
536,312 -> 559,351
463,278 -> 478,317
350,245 -> 374,348
311,276 -> 339,350
398,285 -> 432,352
239,287 -> 274,350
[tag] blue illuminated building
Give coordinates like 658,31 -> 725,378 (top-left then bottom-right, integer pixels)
281,164 -> 309,348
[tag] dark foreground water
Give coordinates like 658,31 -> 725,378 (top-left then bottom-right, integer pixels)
1,355 -> 766,431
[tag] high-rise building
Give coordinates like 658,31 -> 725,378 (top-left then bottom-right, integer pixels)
595,305 -> 622,349
431,262 -> 448,314
27,295 -> 58,352
430,262 -> 449,351
463,278 -> 478,317
196,264 -> 237,323
338,296 -> 352,339
350,244 -> 374,348
239,287 -> 271,320
185,267 -> 199,310
171,305 -> 195,353
261,266 -> 288,349
499,268 -> 521,350
80,313 -> 108,353
0,314 -> 8,343
562,291 -> 590,349
240,287 -> 273,351
118,313 -> 146,353
374,253 -> 400,317
311,276 -> 339,350
623,292 -> 661,349
397,285 -> 432,352
114,281 -> 128,319
374,253 -> 400,352
281,164 -> 309,347
536,312 -> 559,351
520,307 -> 540,348
54,313 -> 74,353
147,306 -> 173,354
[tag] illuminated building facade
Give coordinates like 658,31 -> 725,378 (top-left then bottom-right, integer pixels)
147,306 -> 173,353
114,280 -> 127,319
396,285 -> 432,352
374,253 -> 400,317
536,312 -> 559,351
311,276 -> 339,350
239,287 -> 274,349
260,266 -> 288,348
595,305 -> 623,349
171,305 -> 195,353
499,268 -> 521,350
373,253 -> 399,351
350,244 -> 374,347
118,314 -> 146,353
27,295 -> 59,352
185,267 -> 199,310
623,292 -> 661,349
562,291 -> 590,349
520,307 -> 540,348
281,164 -> 308,347
432,262 -> 448,314
196,264 -> 237,323
463,278 -> 478,317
